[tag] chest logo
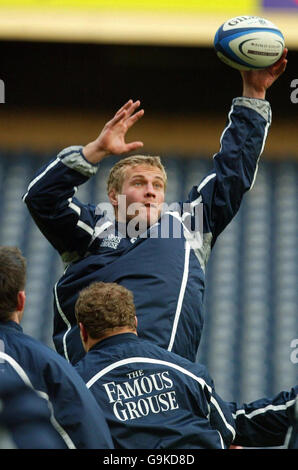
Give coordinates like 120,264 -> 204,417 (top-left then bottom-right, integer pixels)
100,234 -> 122,250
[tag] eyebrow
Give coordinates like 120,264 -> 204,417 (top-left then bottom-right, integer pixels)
130,174 -> 164,182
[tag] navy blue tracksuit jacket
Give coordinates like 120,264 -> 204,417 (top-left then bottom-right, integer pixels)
75,333 -> 297,449
23,97 -> 272,364
0,321 -> 114,449
0,373 -> 67,449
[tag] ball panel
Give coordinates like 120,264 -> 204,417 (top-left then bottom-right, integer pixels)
222,15 -> 279,32
216,33 -> 260,69
216,51 -> 251,71
230,32 -> 284,68
216,25 -> 284,42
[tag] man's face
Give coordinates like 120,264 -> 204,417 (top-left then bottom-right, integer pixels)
110,164 -> 166,228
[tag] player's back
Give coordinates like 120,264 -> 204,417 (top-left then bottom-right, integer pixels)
75,332 -> 235,449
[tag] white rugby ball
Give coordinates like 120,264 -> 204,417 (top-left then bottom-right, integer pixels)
214,15 -> 285,71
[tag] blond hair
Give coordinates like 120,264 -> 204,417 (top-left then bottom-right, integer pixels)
107,155 -> 167,194
75,282 -> 136,339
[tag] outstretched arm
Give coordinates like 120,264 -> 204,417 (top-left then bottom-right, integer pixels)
186,48 -> 288,251
230,386 -> 298,447
83,99 -> 144,164
23,99 -> 144,261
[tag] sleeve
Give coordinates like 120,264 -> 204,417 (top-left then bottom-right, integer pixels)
229,386 -> 298,447
192,366 -> 236,448
185,97 -> 272,248
206,385 -> 236,448
23,146 -> 100,264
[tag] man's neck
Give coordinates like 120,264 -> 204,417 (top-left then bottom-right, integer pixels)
8,312 -> 20,324
86,328 -> 137,352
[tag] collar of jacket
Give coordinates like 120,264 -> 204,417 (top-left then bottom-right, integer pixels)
89,332 -> 138,352
0,320 -> 23,333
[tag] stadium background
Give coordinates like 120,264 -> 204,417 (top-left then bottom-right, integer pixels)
0,1 -> 297,409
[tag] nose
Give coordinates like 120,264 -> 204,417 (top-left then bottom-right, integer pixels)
144,183 -> 156,198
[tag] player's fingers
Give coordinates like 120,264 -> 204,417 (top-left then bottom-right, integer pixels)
281,47 -> 288,60
126,109 -> 144,128
279,59 -> 288,74
109,109 -> 127,126
271,48 -> 288,71
112,100 -> 141,125
114,100 -> 133,117
125,100 -> 142,118
272,56 -> 287,76
125,141 -> 144,152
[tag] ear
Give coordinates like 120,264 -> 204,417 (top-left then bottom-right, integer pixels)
134,316 -> 138,330
108,189 -> 119,207
79,322 -> 88,344
17,291 -> 26,313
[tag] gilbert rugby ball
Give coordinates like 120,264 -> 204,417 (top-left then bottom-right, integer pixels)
214,15 -> 285,71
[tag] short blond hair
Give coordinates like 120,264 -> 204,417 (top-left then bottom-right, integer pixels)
75,282 -> 136,339
107,155 -> 167,194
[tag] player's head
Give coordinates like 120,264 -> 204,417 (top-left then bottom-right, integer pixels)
75,282 -> 137,351
107,155 -> 167,227
0,246 -> 26,323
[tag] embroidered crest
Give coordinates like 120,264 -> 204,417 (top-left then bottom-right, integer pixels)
100,234 -> 122,250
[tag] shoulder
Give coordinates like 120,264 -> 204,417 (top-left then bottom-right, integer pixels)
14,332 -> 82,378
124,338 -> 212,382
18,332 -> 58,359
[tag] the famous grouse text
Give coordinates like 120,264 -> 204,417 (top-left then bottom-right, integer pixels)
102,370 -> 179,421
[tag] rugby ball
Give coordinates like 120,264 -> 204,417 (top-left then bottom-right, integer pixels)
214,15 -> 285,71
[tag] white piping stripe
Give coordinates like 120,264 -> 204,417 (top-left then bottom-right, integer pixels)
189,172 -> 216,214
232,399 -> 296,420
190,195 -> 202,210
43,396 -> 76,449
165,211 -> 194,236
68,200 -> 81,216
284,425 -> 293,448
217,430 -> 225,449
86,356 -> 212,393
162,212 -> 200,352
212,105 -> 234,160
77,220 -> 94,236
34,390 -> 75,449
22,157 -> 60,202
0,351 -> 33,387
0,352 -> 76,449
165,211 -> 188,232
249,120 -> 270,191
166,211 -> 183,222
167,241 -> 191,352
54,282 -> 71,363
210,396 -> 236,441
211,102 -> 270,193
197,173 -> 216,194
94,221 -> 114,237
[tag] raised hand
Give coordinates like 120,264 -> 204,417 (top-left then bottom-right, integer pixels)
241,48 -> 288,99
83,100 -> 144,164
